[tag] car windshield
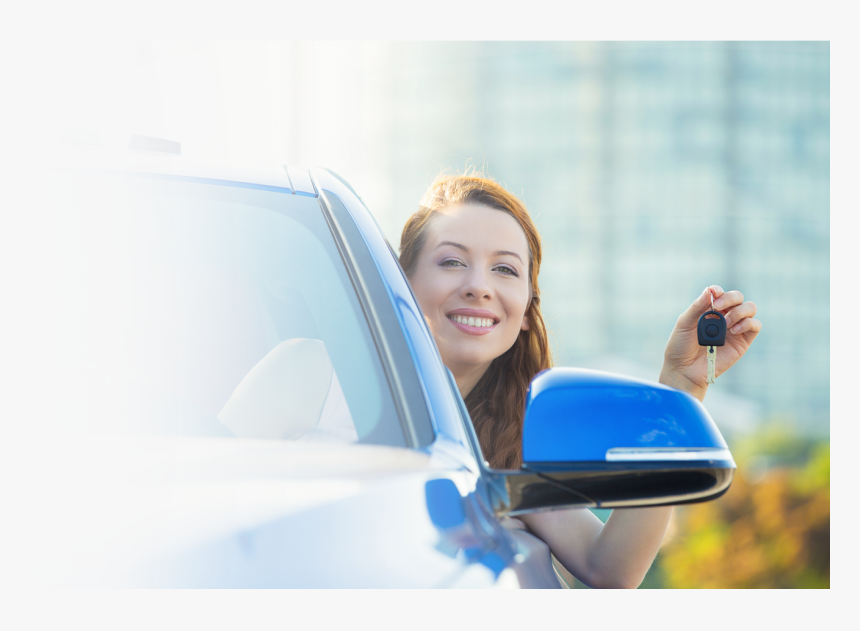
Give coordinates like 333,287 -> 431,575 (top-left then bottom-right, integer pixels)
35,169 -> 404,448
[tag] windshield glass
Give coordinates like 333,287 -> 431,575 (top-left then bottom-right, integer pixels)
31,169 -> 404,448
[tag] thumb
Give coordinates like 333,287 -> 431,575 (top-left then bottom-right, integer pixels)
678,286 -> 722,327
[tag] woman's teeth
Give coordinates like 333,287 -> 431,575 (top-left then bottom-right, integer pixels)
449,315 -> 494,328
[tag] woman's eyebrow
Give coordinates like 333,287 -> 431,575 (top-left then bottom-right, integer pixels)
435,240 -> 469,252
494,250 -> 524,263
435,241 -> 524,264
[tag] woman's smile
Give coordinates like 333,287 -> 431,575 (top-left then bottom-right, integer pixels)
446,307 -> 499,335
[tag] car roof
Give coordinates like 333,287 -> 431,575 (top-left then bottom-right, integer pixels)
56,137 -> 316,197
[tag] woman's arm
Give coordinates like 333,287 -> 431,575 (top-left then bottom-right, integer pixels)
521,506 -> 672,589
521,286 -> 761,588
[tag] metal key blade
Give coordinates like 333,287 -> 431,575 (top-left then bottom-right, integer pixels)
707,346 -> 716,384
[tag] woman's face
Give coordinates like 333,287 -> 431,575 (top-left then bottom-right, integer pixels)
408,203 -> 532,377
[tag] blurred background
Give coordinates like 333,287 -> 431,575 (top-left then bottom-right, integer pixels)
43,41 -> 830,588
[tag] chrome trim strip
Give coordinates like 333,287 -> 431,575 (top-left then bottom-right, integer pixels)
605,448 -> 734,462
287,167 -> 317,197
282,165 -> 295,194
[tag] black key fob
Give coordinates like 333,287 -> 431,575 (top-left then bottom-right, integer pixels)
697,310 -> 727,346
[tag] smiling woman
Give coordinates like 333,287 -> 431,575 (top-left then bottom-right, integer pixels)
399,174 -> 552,470
399,170 -> 762,589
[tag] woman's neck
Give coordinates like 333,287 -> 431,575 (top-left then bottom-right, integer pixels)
450,362 -> 492,399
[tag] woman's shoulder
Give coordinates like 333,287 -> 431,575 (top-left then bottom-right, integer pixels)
500,516 -> 529,531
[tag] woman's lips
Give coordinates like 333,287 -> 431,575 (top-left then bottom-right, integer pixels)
447,315 -> 497,336
446,308 -> 498,322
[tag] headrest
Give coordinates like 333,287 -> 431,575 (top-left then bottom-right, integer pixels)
218,338 -> 332,440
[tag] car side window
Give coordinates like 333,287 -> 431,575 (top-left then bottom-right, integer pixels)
51,170 -> 405,447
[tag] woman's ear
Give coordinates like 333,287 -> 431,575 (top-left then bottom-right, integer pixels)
521,314 -> 530,331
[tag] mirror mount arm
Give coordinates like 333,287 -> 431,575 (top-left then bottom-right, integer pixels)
523,467 -> 599,506
482,469 -> 513,515
483,467 -> 601,518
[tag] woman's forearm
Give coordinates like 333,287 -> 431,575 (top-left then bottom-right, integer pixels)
520,504 -> 672,589
584,506 -> 673,589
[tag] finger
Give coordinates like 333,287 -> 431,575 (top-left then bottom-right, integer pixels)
678,285 -> 729,327
705,285 -> 725,304
731,317 -> 762,339
713,289 -> 744,311
725,301 -> 757,330
677,287 -> 718,327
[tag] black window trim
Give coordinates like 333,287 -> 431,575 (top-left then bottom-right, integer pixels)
315,186 -> 435,449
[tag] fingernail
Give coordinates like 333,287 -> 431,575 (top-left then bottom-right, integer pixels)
732,324 -> 741,333
715,298 -> 724,309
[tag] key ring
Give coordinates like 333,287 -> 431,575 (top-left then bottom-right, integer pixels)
710,288 -> 715,311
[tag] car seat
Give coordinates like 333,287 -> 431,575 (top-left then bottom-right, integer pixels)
218,338 -> 356,442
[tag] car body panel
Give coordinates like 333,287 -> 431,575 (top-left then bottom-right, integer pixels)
58,148 -> 295,193
16,436 -> 556,588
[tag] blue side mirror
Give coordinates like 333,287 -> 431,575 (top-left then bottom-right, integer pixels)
523,368 -> 731,463
494,368 -> 736,516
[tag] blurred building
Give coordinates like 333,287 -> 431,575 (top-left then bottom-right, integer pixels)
374,42 -> 829,437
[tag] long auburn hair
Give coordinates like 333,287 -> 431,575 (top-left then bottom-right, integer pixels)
399,172 -> 552,469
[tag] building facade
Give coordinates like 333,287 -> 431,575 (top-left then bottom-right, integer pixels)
376,42 -> 829,436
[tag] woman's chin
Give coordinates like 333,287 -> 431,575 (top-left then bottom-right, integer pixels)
440,348 -> 500,373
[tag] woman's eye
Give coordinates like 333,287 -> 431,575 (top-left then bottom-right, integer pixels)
440,259 -> 465,268
495,265 -> 519,277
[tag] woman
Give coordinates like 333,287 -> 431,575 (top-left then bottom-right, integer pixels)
399,172 -> 762,589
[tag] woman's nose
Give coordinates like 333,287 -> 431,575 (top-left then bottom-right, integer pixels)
460,268 -> 492,300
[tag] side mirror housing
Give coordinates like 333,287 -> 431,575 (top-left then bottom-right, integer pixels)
497,368 -> 735,516
523,368 -> 730,462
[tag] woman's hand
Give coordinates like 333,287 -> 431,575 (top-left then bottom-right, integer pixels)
659,285 -> 762,401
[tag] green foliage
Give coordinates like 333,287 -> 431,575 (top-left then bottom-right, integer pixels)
653,432 -> 829,589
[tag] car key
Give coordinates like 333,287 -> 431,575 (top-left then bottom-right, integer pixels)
697,291 -> 727,385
